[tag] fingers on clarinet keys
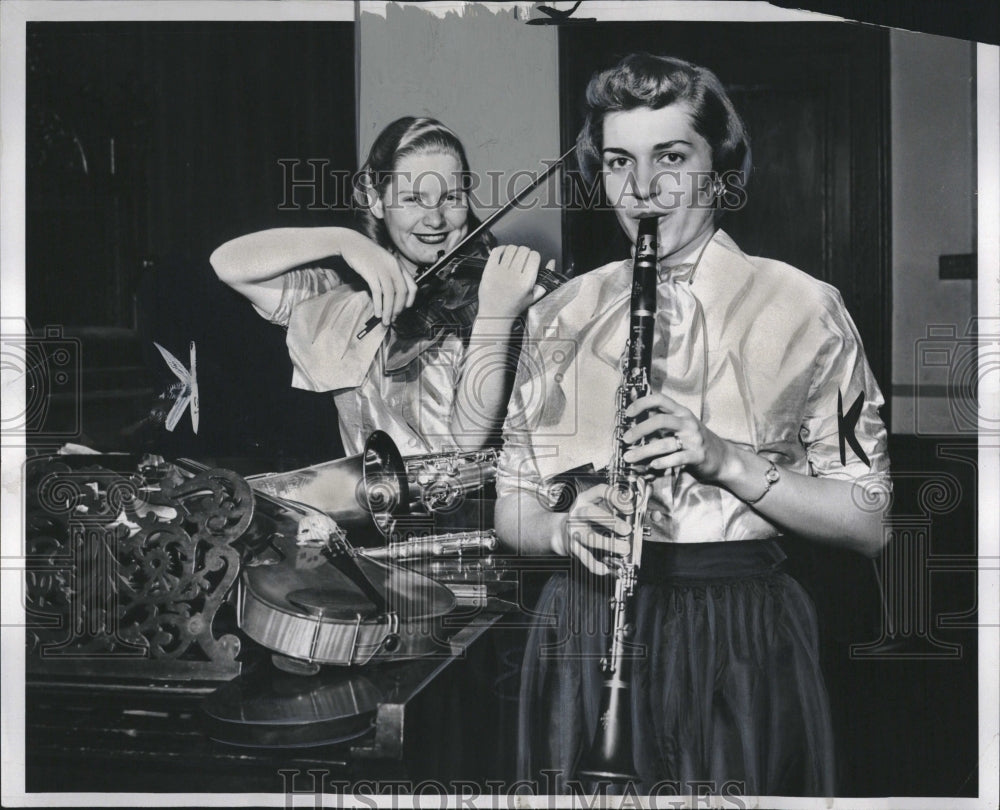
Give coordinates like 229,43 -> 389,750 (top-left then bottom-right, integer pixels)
576,529 -> 631,556
622,433 -> 685,466
567,535 -> 616,576
566,517 -> 630,547
566,526 -> 630,576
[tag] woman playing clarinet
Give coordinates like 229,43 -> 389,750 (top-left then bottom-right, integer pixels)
494,53 -> 891,796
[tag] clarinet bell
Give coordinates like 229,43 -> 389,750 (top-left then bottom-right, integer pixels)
576,676 -> 639,784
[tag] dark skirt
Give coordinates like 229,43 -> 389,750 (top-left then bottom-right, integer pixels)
517,541 -> 835,797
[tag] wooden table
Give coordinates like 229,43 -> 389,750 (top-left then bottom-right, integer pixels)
25,604 -> 525,795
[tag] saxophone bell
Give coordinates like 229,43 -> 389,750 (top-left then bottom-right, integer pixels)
246,435 -> 499,558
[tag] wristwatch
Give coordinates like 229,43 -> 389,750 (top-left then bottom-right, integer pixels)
745,459 -> 780,505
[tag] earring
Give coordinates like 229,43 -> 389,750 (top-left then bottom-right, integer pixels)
711,177 -> 726,198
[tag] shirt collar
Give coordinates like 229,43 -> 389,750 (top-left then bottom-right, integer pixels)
657,261 -> 697,284
686,229 -> 758,350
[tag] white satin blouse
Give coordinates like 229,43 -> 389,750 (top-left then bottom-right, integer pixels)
266,260 -> 467,456
496,230 -> 891,543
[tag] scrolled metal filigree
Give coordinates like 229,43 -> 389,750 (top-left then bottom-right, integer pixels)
25,457 -> 254,680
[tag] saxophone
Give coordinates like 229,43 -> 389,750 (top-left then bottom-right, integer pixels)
363,449 -> 500,561
404,447 -> 499,513
245,436 -> 499,550
577,216 -> 659,784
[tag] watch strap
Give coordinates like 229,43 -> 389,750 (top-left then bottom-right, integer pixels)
745,459 -> 779,506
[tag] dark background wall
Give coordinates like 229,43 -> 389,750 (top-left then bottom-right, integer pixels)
26,22 -> 356,463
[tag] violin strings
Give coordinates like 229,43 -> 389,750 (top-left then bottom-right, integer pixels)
440,254 -> 489,264
435,254 -> 568,276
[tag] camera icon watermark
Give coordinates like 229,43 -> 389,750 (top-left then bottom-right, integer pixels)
914,318 -> 1000,436
417,332 -> 579,442
849,463 -> 990,661
1,318 -> 82,442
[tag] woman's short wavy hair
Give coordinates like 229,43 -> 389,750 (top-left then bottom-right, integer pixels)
353,116 -> 479,250
576,53 -> 751,195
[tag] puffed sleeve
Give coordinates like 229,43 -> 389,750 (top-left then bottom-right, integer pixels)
800,289 -> 890,489
265,265 -> 344,328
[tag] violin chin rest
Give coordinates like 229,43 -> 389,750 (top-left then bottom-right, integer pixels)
271,653 -> 321,677
286,588 -> 381,621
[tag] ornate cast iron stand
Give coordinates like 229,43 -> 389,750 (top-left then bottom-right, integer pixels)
25,455 -> 253,680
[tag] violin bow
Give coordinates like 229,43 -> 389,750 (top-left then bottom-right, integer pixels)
356,143 -> 578,340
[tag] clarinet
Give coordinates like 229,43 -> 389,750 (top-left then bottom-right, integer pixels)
577,216 -> 659,784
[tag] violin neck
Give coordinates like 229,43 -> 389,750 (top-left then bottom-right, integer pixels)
414,248 -> 481,285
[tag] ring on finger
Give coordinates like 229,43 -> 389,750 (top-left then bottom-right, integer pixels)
674,436 -> 684,453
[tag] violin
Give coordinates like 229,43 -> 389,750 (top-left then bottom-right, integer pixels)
170,445 -> 455,671
391,244 -> 569,341
232,437 -> 456,670
357,144 -> 578,341
237,520 -> 457,669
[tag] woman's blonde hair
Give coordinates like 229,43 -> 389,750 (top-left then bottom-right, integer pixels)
353,116 -> 481,250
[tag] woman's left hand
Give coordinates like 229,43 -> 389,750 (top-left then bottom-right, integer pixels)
476,245 -> 547,320
621,393 -> 735,484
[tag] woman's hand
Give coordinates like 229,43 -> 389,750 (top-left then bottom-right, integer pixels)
340,232 -> 418,326
619,392 -> 889,557
453,246 -> 551,452
555,482 -> 633,576
621,393 -> 738,484
476,245 -> 547,320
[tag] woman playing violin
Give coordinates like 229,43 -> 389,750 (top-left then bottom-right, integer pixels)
211,116 -> 544,456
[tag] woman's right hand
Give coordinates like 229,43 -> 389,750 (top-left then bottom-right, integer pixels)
555,482 -> 633,576
340,232 -> 418,326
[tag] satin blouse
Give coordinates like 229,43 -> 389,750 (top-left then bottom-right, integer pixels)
496,230 -> 890,544
266,259 -> 468,456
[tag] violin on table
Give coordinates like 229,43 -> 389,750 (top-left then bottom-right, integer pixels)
202,433 -> 504,748
230,433 -> 457,673
235,431 -> 505,672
